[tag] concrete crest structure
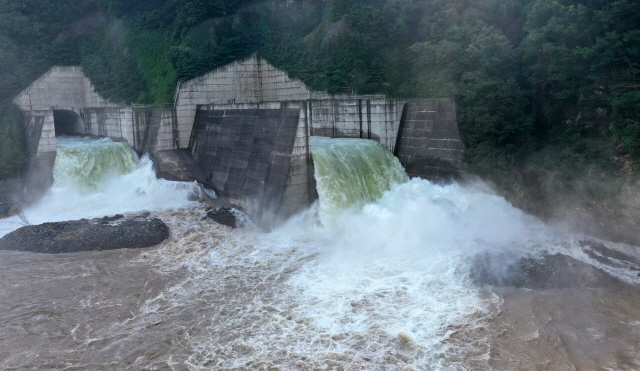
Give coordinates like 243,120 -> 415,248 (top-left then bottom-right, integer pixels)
14,55 -> 465,224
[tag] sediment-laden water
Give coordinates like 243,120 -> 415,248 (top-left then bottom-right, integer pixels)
1,136 -> 639,370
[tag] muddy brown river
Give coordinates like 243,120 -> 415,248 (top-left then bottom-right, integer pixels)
1,137 -> 639,370
2,207 -> 639,370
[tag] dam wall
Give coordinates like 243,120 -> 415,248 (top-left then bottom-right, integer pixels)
131,107 -> 180,153
174,54 -> 331,149
81,107 -> 134,143
15,59 -> 465,223
190,102 -> 311,221
13,66 -> 120,112
309,98 -> 405,153
22,110 -> 56,199
395,98 -> 465,179
185,98 -> 462,221
13,66 -> 181,153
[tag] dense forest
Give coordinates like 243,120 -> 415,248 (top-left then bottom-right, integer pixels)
0,0 -> 639,220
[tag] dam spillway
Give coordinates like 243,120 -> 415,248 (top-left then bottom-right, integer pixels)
310,136 -> 408,225
54,137 -> 138,190
2,127 -> 640,370
14,56 -> 466,225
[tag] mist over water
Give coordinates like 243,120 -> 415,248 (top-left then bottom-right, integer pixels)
222,137 -> 550,367
260,178 -> 542,367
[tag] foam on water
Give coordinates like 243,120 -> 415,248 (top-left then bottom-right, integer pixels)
134,138 -> 545,368
138,174 -> 545,369
4,136 -> 636,369
54,136 -> 138,190
303,138 -> 534,346
276,179 -> 540,364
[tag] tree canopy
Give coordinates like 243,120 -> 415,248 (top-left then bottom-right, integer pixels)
0,0 -> 638,212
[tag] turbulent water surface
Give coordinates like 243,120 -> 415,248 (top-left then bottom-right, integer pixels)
0,137 -> 202,238
1,136 -> 639,370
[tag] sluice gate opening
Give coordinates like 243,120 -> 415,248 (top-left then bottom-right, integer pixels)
53,110 -> 84,137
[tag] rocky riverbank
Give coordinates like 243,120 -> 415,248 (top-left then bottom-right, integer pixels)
454,238 -> 640,370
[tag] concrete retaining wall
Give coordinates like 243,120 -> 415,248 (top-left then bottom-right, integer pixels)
309,99 -> 405,152
175,54 -> 331,149
395,98 -> 465,179
82,107 -> 134,144
52,106 -> 179,154
22,110 -> 56,200
186,97 -> 465,222
190,102 -> 306,222
130,107 -> 179,153
15,61 -> 466,222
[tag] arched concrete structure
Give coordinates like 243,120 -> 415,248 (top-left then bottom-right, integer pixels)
13,67 -> 184,199
13,66 -> 120,199
53,110 -> 85,136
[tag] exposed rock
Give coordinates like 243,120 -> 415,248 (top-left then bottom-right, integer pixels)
0,213 -> 169,254
471,252 -> 624,290
579,239 -> 640,267
204,207 -> 238,228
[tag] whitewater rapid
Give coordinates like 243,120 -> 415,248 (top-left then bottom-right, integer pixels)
2,136 -> 638,370
137,137 -> 552,368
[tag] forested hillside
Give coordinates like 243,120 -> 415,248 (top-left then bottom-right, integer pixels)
1,0 -> 639,221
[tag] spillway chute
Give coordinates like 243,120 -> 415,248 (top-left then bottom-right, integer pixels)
310,136 -> 408,225
0,137 -> 205,237
54,136 -> 139,191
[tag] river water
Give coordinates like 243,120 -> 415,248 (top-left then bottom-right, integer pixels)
1,136 -> 639,370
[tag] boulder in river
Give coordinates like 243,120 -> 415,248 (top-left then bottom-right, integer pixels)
470,249 -> 626,290
204,207 -> 238,228
0,213 -> 169,253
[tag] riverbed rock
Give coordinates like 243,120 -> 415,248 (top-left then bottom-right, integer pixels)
204,207 -> 238,228
0,213 -> 169,253
471,251 -> 624,290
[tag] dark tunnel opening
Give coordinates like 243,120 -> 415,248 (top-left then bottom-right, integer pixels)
53,110 -> 84,137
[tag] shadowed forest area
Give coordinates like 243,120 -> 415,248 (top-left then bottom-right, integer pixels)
0,0 -> 638,233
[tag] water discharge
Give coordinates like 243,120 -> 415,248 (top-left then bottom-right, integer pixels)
0,136 -> 202,237
1,136 -> 639,370
264,179 -> 539,368
54,136 -> 138,190
310,136 -> 408,225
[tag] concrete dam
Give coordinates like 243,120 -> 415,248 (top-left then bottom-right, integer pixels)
14,55 -> 465,224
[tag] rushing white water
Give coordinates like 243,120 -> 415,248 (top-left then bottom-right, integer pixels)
3,136 -> 637,370
0,137 -> 202,237
310,136 -> 408,225
54,136 -> 138,190
149,138 -> 544,368
257,179 -> 540,368
254,138 -> 545,366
